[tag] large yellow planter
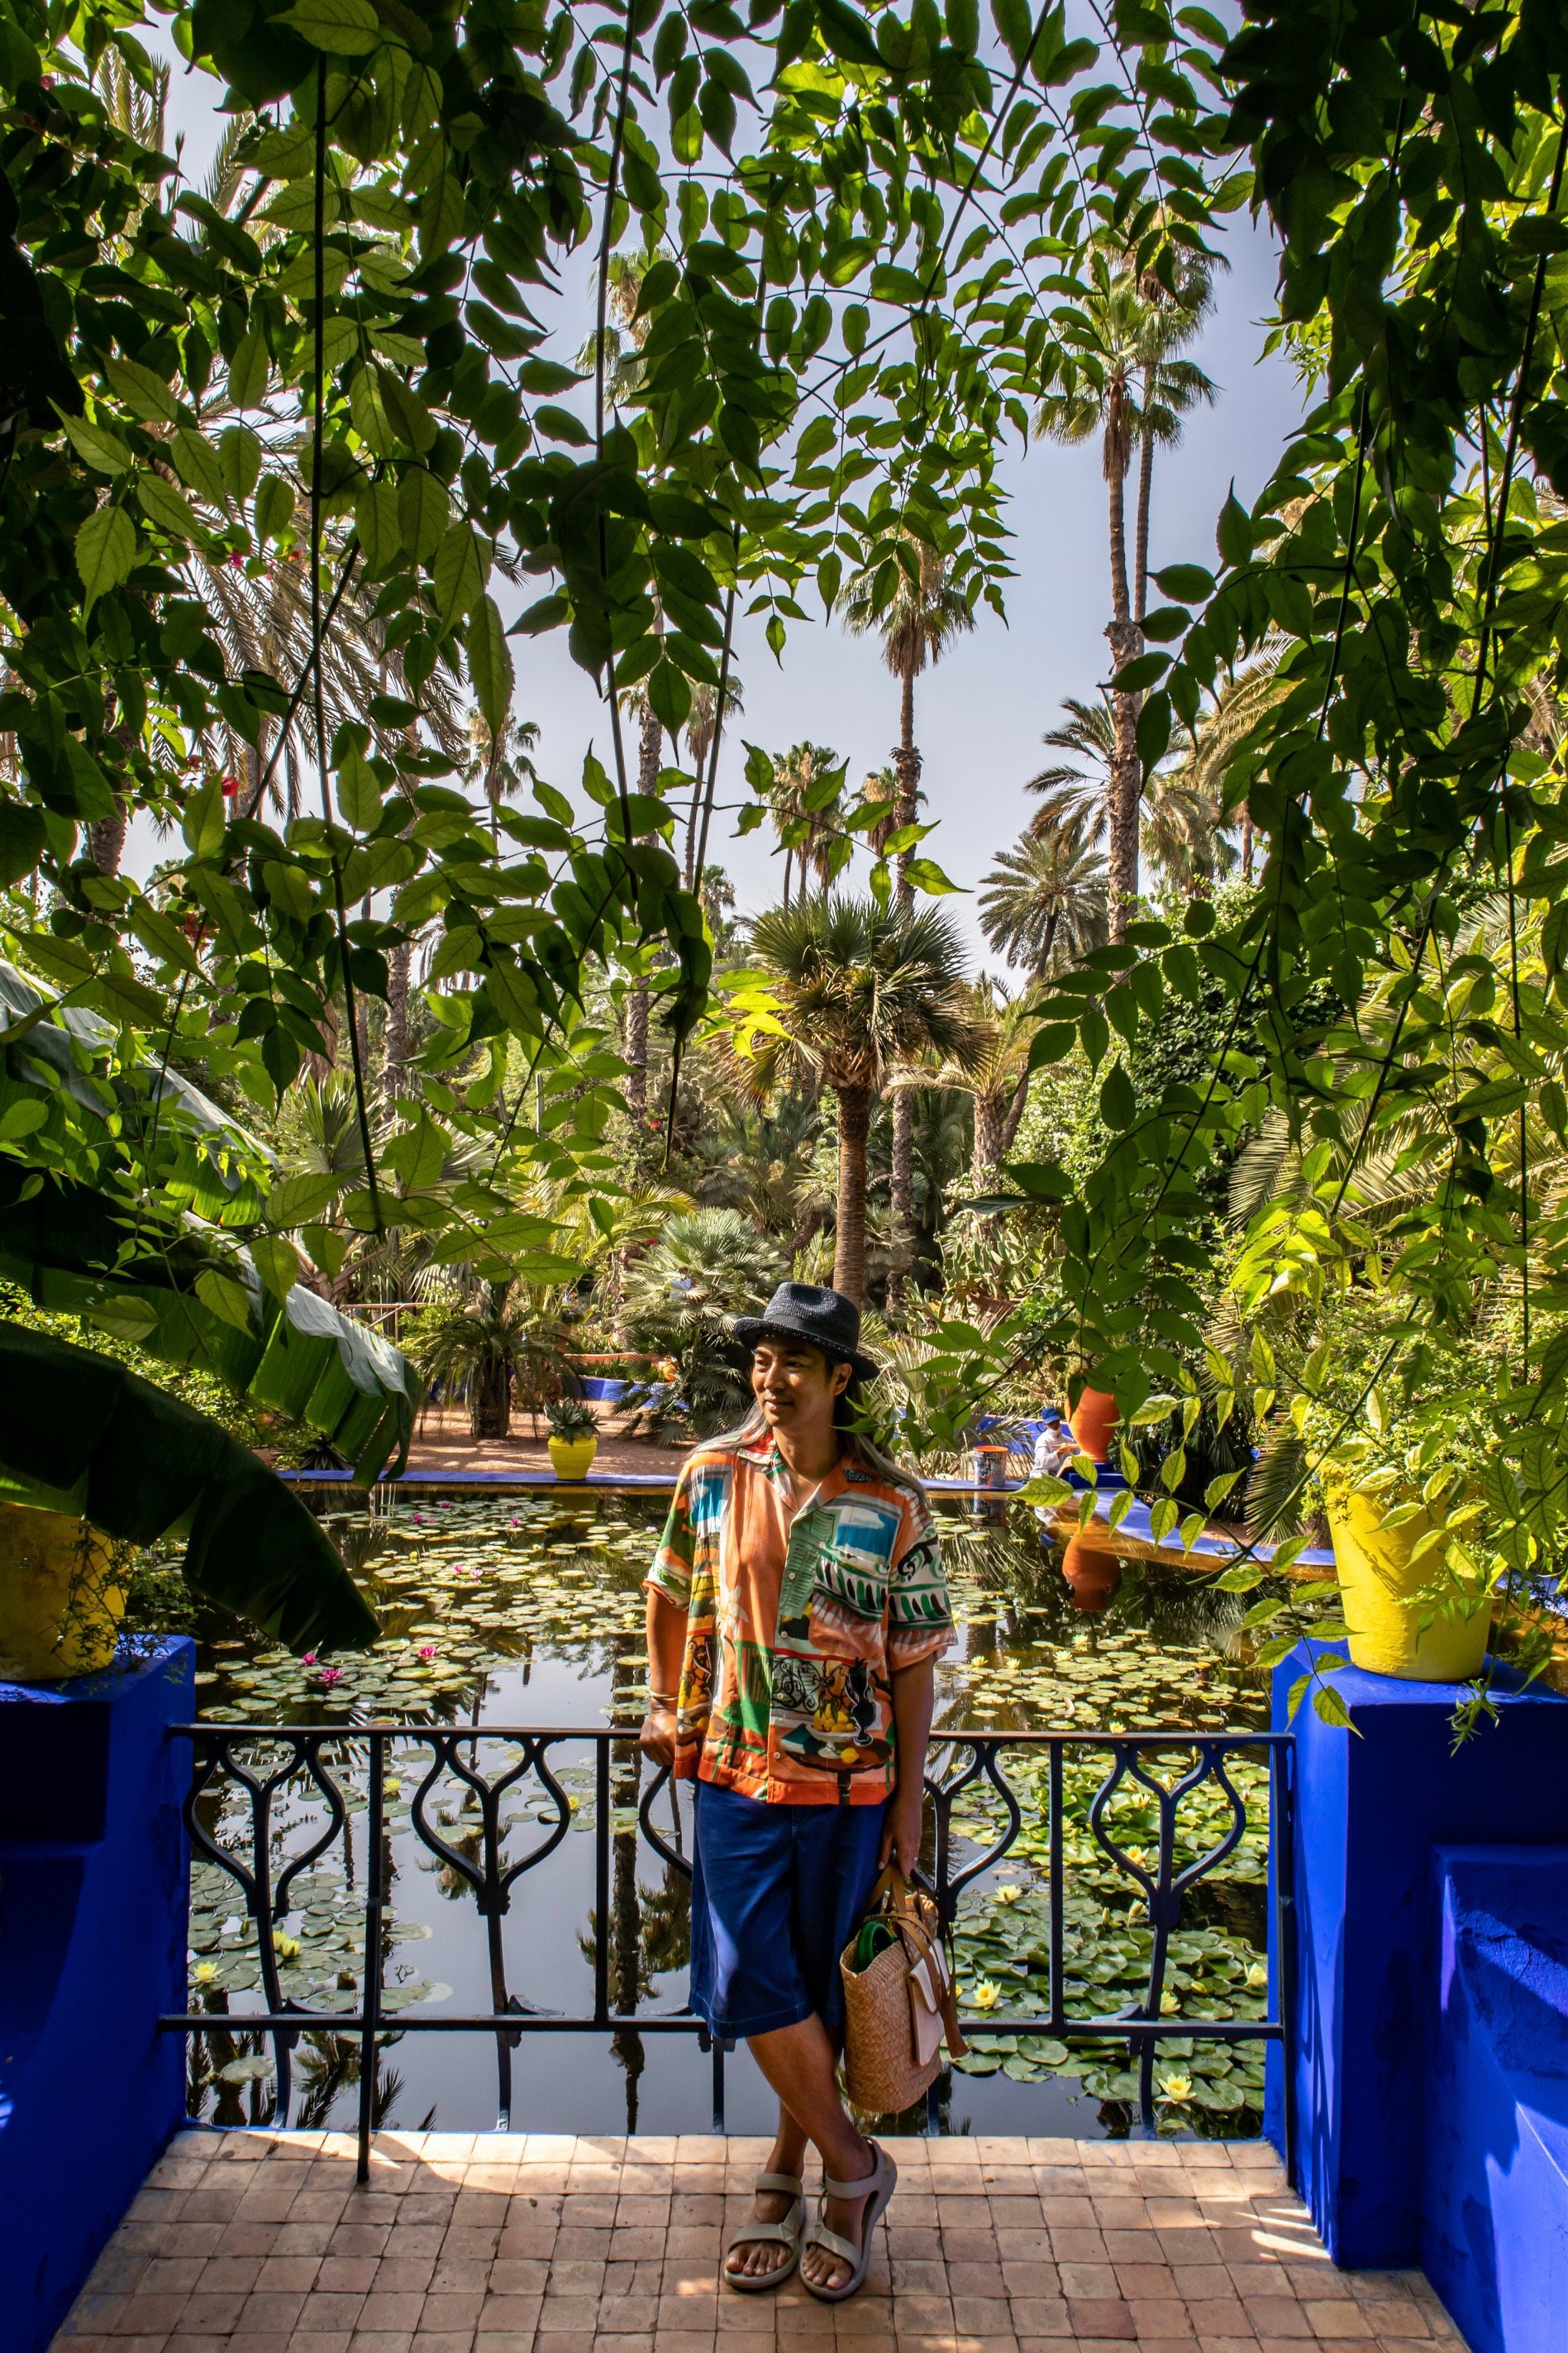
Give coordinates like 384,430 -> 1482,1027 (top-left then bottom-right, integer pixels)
1325,1485 -> 1491,1682
547,1434 -> 598,1481
0,1501 -> 129,1682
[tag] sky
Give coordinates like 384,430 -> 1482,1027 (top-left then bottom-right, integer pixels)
143,19 -> 1305,966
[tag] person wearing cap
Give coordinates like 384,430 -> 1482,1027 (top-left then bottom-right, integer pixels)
639,1282 -> 952,2303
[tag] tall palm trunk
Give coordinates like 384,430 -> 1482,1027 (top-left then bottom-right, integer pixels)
832,1083 -> 871,1307
624,702 -> 660,1144
88,793 -> 128,876
1104,389 -> 1141,943
886,665 -> 922,1314
384,936 -> 411,1101
1133,382 -> 1156,628
972,1086 -> 1007,1183
1242,812 -> 1255,884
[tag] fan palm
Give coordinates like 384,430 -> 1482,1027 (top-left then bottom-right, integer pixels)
622,1207 -> 784,1434
733,899 -> 986,1305
904,976 -> 1039,1184
979,830 -> 1111,978
1036,250 -> 1215,935
1161,643 -> 1289,884
403,1281 -> 565,1441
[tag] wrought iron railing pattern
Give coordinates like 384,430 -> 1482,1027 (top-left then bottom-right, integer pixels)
164,1724 -> 1295,2182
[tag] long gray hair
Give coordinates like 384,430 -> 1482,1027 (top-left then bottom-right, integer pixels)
713,1364 -> 925,1500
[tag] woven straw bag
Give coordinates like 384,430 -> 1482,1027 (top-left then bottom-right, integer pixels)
841,1867 -> 968,2115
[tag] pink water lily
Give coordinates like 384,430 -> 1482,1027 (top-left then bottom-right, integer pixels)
300,1652 -> 317,1666
318,1666 -> 344,1687
417,1644 -> 438,1661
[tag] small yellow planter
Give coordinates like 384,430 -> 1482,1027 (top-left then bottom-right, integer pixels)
547,1434 -> 598,1481
0,1501 -> 129,1682
1325,1485 -> 1491,1682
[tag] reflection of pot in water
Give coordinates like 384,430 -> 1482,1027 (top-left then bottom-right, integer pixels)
1060,1535 -> 1122,1615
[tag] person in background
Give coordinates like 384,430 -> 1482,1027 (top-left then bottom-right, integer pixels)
1032,1414 -> 1075,1481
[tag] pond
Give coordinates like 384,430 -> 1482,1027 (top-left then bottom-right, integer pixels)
131,1488 -> 1297,2145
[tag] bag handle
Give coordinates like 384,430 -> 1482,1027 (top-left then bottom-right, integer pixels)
863,1864 -> 969,2057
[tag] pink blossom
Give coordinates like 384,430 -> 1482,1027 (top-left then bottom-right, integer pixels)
417,1644 -> 438,1661
318,1666 -> 344,1687
300,1652 -> 317,1666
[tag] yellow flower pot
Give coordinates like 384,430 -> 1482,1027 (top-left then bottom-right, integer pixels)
1325,1484 -> 1492,1682
547,1434 -> 598,1481
0,1501 -> 129,1682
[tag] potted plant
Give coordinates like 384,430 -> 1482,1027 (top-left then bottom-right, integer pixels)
546,1396 -> 599,1480
0,1324 -> 377,1681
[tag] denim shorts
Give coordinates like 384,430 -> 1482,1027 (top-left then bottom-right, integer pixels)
688,1779 -> 888,2040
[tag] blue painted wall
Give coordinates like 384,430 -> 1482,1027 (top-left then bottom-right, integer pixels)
1424,1844 -> 1568,2353
0,1637 -> 193,2353
1266,1641 -> 1568,2269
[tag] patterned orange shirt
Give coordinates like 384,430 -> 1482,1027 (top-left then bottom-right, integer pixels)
644,1431 -> 952,1805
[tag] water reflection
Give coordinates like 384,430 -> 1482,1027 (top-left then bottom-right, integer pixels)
1059,1534 -> 1122,1615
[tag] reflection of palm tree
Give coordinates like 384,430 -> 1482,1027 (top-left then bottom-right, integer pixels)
609,1632 -> 645,2129
979,832 -> 1110,979
842,539 -> 975,1311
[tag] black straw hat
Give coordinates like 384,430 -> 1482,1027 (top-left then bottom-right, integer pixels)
732,1282 -> 880,1384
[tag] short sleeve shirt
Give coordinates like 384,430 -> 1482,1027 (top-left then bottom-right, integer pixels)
644,1431 -> 952,1805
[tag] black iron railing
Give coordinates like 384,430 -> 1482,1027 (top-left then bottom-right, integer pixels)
163,1724 -> 1295,2180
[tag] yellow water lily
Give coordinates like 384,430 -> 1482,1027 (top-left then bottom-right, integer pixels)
273,1932 -> 300,1961
1246,1961 -> 1269,1989
192,1959 -> 218,1984
1159,2070 -> 1194,2102
968,1978 -> 1003,2011
994,1883 -> 1023,1905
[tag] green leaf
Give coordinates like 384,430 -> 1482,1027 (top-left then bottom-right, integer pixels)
137,472 -> 203,542
194,1265 -> 256,1334
276,0 -> 383,52
255,475 -> 296,543
264,1170 -> 346,1228
0,802 -> 46,891
356,479 -> 403,576
903,857 -> 964,895
433,522 -> 485,625
76,505 -> 138,610
1153,563 -> 1215,603
104,356 -> 179,423
336,746 -> 382,832
228,332 -> 270,410
61,412 -> 131,475
183,775 -> 227,857
1216,488 -> 1253,568
399,465 -> 446,562
1111,651 -> 1170,694
466,594 -> 512,737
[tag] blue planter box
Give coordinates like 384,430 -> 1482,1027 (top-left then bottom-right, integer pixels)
0,1637 -> 193,2353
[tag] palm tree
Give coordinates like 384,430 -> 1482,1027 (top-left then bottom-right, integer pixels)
905,976 -> 1038,1185
1027,690 -> 1228,899
732,899 -> 986,1305
464,712 -> 541,850
403,1280 -> 570,1441
1161,644 -> 1288,885
766,743 -> 845,904
979,829 -> 1110,979
684,673 -> 744,887
1036,251 -> 1214,936
622,1207 -> 784,1434
855,766 -> 900,857
841,537 -> 975,1309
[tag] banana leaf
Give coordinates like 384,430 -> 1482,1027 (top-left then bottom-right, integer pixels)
0,962 -> 415,1479
0,1323 -> 378,1652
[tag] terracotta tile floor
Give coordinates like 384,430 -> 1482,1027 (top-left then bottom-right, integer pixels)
52,2131 -> 1466,2353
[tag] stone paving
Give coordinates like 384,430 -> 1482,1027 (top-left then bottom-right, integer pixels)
52,2132 -> 1467,2353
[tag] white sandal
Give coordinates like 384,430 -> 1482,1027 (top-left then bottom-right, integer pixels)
801,2143 -> 898,2303
722,2169 -> 805,2293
